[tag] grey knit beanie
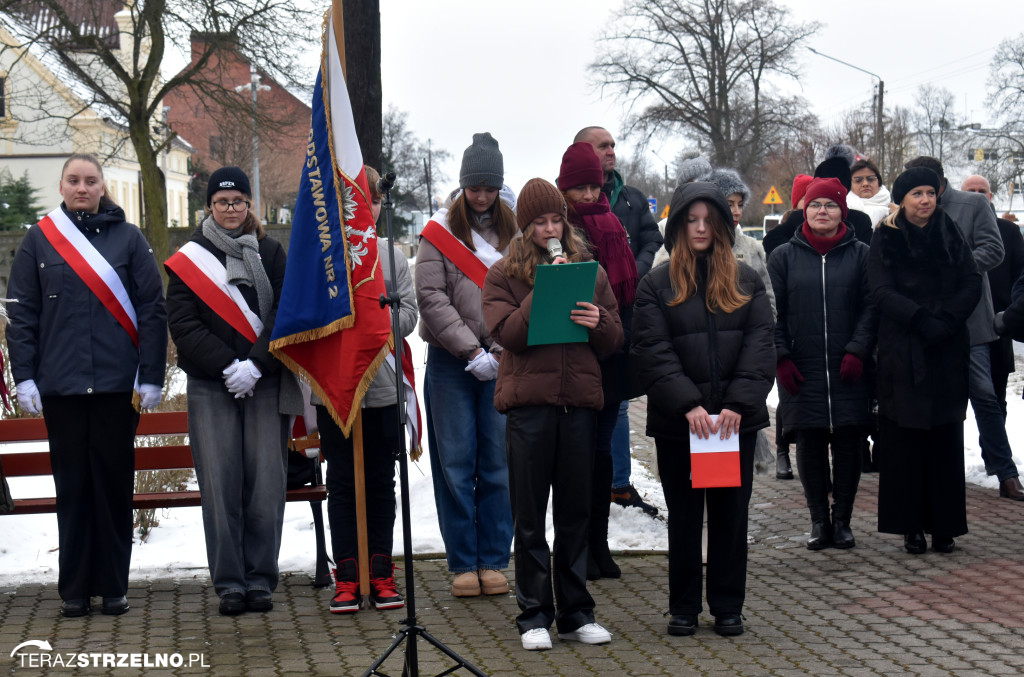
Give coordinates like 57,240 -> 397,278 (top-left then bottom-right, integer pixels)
677,156 -> 712,184
707,168 -> 750,203
459,133 -> 504,189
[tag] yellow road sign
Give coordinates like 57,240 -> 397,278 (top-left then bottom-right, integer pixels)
763,185 -> 784,205
660,205 -> 670,219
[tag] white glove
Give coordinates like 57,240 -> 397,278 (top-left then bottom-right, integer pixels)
225,359 -> 261,397
16,379 -> 43,415
465,351 -> 499,382
221,359 -> 241,379
137,383 -> 162,410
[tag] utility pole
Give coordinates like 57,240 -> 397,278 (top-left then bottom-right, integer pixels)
235,64 -> 270,223
425,138 -> 434,217
807,48 -> 884,172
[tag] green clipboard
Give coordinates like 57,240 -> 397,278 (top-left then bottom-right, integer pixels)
527,260 -> 599,346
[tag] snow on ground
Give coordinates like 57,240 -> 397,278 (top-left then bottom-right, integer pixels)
3,332 -> 1023,586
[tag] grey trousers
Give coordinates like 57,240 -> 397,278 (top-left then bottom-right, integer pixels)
187,376 -> 288,597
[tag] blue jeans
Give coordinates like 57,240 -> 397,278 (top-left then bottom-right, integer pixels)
424,346 -> 513,573
610,400 -> 631,487
969,344 -> 1020,482
188,376 -> 289,597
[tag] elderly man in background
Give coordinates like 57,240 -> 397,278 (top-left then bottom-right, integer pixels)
962,175 -> 1024,422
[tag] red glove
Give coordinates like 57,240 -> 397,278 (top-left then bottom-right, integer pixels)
840,353 -> 863,384
776,358 -> 804,395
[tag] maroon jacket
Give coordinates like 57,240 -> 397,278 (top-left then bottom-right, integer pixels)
482,259 -> 623,413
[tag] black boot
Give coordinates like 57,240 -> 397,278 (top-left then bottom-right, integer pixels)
807,520 -> 832,550
588,453 -> 620,580
832,519 -> 855,549
776,449 -> 794,480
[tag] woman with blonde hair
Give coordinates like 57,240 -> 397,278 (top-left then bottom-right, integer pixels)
483,178 -> 622,651
631,182 -> 774,637
7,153 -> 167,617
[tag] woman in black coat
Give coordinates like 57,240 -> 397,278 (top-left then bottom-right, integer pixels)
631,182 -> 774,638
769,178 -> 876,551
869,167 -> 981,555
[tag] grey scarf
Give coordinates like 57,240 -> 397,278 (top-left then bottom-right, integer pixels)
201,215 -> 273,323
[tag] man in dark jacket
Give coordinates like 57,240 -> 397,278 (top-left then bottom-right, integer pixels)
576,126 -> 664,279
962,175 -> 1024,418
904,157 -> 1022,500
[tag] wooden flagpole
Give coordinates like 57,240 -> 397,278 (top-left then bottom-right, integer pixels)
331,0 -> 370,601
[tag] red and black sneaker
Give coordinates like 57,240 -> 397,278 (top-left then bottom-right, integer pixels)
369,554 -> 404,610
330,559 -> 360,614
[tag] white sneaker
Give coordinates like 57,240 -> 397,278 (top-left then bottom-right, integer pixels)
557,622 -> 612,645
521,628 -> 552,651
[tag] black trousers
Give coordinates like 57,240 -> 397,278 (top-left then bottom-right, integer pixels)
41,392 -> 139,601
507,405 -> 597,635
656,432 -> 755,617
795,427 -> 864,523
316,404 -> 398,563
877,418 -> 967,538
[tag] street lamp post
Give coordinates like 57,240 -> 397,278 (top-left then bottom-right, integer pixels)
807,47 -> 885,172
235,64 -> 270,223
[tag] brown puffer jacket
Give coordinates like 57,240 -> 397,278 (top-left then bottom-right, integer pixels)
483,259 -> 623,413
415,236 -> 500,360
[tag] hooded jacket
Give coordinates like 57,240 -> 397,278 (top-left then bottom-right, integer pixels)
631,182 -> 775,440
769,226 -> 876,431
7,202 -> 168,395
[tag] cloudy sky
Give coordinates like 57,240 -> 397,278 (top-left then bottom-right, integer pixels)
377,0 -> 1024,193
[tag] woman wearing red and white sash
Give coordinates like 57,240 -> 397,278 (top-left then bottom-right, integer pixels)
7,154 -> 168,618
166,166 -> 301,616
415,133 -> 518,598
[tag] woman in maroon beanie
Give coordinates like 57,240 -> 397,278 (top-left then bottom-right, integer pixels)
557,142 -> 639,581
767,177 -> 877,550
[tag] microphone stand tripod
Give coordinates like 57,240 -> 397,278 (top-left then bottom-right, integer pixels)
362,172 -> 487,677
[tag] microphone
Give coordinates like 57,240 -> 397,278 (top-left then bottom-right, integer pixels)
546,238 -> 564,263
376,171 -> 397,193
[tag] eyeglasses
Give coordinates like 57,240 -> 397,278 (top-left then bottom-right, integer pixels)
852,175 -> 879,184
807,201 -> 841,212
212,199 -> 250,212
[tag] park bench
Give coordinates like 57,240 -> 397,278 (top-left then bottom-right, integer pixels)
0,410 -> 332,586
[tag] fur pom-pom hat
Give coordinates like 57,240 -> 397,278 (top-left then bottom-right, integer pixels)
677,156 -> 713,184
707,168 -> 750,203
824,143 -> 859,167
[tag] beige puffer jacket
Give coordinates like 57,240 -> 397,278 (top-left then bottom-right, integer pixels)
415,235 -> 502,360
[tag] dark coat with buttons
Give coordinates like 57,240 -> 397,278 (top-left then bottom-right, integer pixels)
769,226 -> 876,432
7,202 -> 167,395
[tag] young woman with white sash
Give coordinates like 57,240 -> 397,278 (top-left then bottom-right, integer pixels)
7,153 -> 168,618
415,133 -> 518,598
166,166 -> 301,616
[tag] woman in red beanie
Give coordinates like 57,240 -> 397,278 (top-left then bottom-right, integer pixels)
767,177 -> 876,550
557,142 -> 640,581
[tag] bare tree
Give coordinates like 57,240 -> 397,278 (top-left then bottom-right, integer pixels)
380,104 -> 450,239
0,0 -> 317,263
983,34 -> 1024,196
342,0 -> 381,172
591,0 -> 819,175
909,83 -> 974,170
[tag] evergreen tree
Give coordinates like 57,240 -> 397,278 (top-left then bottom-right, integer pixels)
0,170 -> 43,230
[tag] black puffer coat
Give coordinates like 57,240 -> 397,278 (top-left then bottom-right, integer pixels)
869,210 -> 981,429
631,183 -> 776,441
769,225 -> 876,431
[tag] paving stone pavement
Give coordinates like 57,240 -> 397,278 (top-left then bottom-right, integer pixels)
4,399 -> 1024,675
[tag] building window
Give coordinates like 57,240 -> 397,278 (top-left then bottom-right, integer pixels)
0,75 -> 7,118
